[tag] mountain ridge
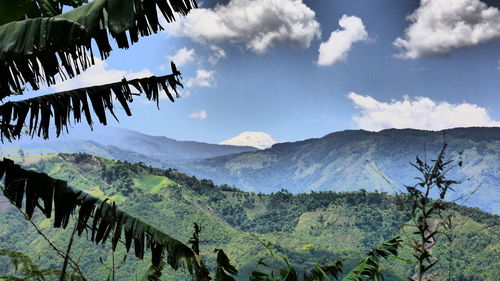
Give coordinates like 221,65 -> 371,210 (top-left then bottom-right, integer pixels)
1,125 -> 257,161
173,127 -> 500,214
1,153 -> 497,280
2,126 -> 499,213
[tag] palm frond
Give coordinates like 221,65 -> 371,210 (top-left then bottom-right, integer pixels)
214,249 -> 238,281
0,0 -> 197,98
0,62 -> 182,142
140,259 -> 166,281
0,0 -> 88,23
0,158 -> 200,274
342,237 -> 402,281
304,260 -> 344,281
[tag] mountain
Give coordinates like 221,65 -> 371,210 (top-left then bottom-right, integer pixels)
3,127 -> 499,213
219,132 -> 278,149
173,127 -> 500,214
0,154 -> 498,280
0,125 -> 257,162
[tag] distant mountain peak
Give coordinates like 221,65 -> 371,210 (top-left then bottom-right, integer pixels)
219,132 -> 278,150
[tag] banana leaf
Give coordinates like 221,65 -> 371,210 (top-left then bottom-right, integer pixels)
0,0 -> 197,98
342,237 -> 402,281
0,62 -> 182,142
0,0 -> 89,24
0,158 -> 200,273
214,248 -> 238,281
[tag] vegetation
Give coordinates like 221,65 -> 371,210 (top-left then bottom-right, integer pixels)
0,153 -> 498,280
0,2 -> 498,281
174,127 -> 500,214
0,0 -> 210,279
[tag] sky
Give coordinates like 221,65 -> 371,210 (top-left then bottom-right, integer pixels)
30,0 -> 500,144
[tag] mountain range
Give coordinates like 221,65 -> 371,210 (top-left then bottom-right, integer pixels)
2,126 -> 499,214
174,127 -> 500,214
0,125 -> 257,163
0,154 -> 498,280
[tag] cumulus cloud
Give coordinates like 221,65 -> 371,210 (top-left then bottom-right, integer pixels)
166,0 -> 320,53
52,59 -> 153,92
168,47 -> 195,67
186,69 -> 215,88
348,92 -> 500,131
208,45 -> 227,65
317,15 -> 368,66
394,0 -> 500,59
188,110 -> 208,120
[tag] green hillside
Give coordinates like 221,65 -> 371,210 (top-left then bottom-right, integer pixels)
0,154 -> 498,280
4,127 -> 499,214
173,127 -> 500,214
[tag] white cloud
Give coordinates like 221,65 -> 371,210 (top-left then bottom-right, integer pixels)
394,0 -> 500,59
186,69 -> 215,88
317,15 -> 368,66
188,110 -> 208,120
52,59 -> 153,92
168,47 -> 195,67
348,92 -> 500,131
166,0 -> 320,54
208,45 -> 227,65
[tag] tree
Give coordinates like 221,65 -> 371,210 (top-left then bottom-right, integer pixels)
0,0 -> 207,279
403,143 -> 460,281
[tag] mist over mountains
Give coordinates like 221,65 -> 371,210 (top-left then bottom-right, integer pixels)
0,125 -> 257,162
178,127 -> 500,214
2,126 -> 499,214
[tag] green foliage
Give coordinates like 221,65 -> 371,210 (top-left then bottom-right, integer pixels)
248,239 -> 344,281
140,259 -> 165,281
0,248 -> 85,280
0,154 -> 498,280
0,0 -> 197,97
214,249 -> 238,281
304,260 -> 344,281
342,237 -> 402,281
404,143 -> 460,281
0,65 -> 183,141
172,127 -> 500,214
0,0 -> 87,23
0,157 -> 201,276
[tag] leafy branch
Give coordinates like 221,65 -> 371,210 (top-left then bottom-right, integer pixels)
0,158 -> 201,277
0,62 -> 182,141
403,142 -> 461,281
0,0 -> 197,97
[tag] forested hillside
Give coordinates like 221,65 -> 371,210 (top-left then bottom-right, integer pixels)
3,127 -> 498,214
1,154 -> 498,280
174,127 -> 500,214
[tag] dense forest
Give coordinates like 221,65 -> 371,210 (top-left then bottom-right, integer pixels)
1,153 -> 498,280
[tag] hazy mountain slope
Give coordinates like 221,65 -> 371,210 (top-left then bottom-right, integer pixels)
0,125 -> 257,161
173,127 -> 500,214
0,154 -> 497,280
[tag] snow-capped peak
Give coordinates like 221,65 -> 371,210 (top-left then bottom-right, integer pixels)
219,132 -> 278,150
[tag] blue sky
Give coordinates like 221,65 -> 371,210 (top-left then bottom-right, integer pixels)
36,0 -> 500,143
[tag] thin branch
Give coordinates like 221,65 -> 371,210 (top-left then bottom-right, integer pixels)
1,183 -> 86,279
